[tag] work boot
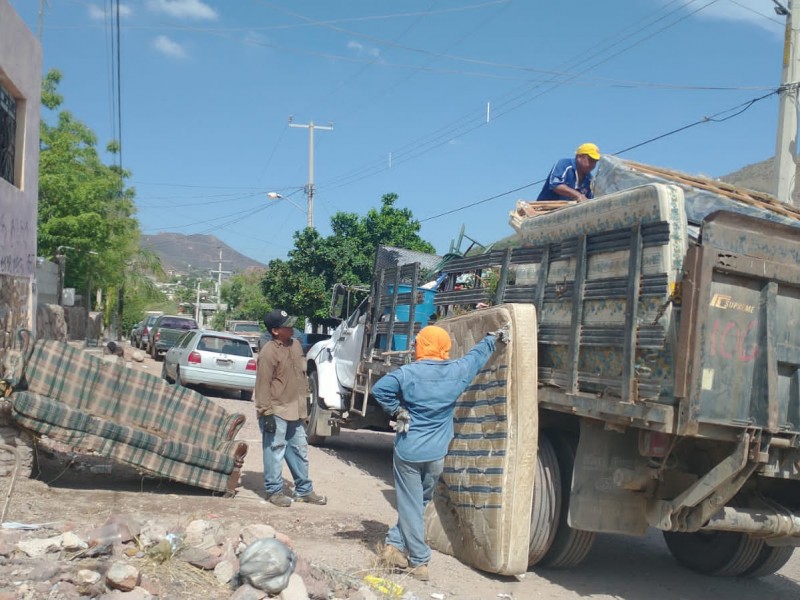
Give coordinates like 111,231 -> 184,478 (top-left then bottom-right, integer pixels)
380,544 -> 409,569
293,491 -> 327,505
406,563 -> 430,581
266,492 -> 292,508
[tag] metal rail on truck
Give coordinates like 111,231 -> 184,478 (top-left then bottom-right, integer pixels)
434,221 -> 677,432
349,262 -> 426,416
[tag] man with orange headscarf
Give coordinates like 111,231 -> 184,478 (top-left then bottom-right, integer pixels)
371,325 -> 505,581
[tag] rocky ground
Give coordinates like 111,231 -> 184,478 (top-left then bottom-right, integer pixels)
0,429 -> 411,600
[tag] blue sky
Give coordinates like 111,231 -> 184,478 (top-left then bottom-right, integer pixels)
9,0 -> 790,269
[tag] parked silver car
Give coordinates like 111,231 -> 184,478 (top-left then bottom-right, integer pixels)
138,314 -> 161,350
162,330 -> 256,400
129,321 -> 143,346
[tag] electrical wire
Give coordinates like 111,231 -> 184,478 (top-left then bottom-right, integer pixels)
420,86 -> 780,223
315,1 -> 728,193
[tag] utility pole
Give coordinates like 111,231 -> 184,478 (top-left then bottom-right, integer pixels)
195,281 -> 202,324
209,249 -> 231,319
288,117 -> 333,229
774,0 -> 800,207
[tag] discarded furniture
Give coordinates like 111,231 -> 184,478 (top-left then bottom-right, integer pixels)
8,339 -> 248,495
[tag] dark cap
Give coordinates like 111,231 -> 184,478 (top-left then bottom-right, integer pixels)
264,309 -> 297,330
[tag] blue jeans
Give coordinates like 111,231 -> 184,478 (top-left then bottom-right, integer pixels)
259,415 -> 313,497
385,452 -> 444,567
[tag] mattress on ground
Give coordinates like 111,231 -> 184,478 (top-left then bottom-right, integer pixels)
425,303 -> 537,576
510,183 -> 688,402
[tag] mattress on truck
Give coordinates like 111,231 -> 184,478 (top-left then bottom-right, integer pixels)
425,303 -> 537,576
510,183 -> 688,403
593,155 -> 800,233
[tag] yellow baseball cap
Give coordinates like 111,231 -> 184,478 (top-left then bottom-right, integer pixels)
576,142 -> 600,160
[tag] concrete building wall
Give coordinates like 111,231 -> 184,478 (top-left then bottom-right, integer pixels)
0,0 -> 41,349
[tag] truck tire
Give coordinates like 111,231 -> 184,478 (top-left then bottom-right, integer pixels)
305,371 -> 326,446
663,530 -> 763,576
538,433 -> 596,568
741,543 -> 794,578
241,389 -> 253,401
528,434 -> 561,565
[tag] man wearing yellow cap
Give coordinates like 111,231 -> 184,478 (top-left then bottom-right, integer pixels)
537,142 -> 601,201
371,325 -> 507,581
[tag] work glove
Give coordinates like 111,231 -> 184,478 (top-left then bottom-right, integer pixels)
488,323 -> 512,344
392,408 -> 410,433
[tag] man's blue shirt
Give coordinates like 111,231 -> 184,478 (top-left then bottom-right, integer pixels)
371,335 -> 496,463
537,157 -> 593,200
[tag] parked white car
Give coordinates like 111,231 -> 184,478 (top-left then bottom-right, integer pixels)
162,330 -> 256,400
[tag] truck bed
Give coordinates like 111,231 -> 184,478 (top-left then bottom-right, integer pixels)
438,183 -> 800,441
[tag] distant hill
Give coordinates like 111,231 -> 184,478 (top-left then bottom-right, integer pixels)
141,233 -> 266,276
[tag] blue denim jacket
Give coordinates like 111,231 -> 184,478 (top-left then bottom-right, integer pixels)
372,335 -> 496,462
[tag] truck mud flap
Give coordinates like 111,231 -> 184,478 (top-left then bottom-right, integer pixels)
425,303 -> 537,576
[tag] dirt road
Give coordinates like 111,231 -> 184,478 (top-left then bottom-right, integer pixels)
11,346 -> 800,599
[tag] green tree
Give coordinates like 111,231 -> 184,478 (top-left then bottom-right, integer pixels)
110,247 -> 168,334
38,70 -> 159,332
261,194 -> 435,327
212,269 -> 271,329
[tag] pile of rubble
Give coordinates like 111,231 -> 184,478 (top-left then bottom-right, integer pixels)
0,513 -> 394,599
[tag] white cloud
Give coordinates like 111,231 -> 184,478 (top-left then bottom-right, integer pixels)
347,40 -> 382,60
87,3 -> 132,20
677,0 -> 783,34
146,0 -> 217,21
153,35 -> 187,59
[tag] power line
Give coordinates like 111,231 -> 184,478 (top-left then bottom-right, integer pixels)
614,88 -> 779,156
315,0 -> 726,194
114,0 -> 123,174
420,86 -> 780,223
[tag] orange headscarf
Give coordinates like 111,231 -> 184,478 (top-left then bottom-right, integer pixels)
415,325 -> 451,361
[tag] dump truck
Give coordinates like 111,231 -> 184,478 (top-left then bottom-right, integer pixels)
305,158 -> 800,578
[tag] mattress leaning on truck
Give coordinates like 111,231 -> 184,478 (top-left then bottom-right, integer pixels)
425,303 -> 537,576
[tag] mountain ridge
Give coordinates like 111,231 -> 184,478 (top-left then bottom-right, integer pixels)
141,233 -> 266,276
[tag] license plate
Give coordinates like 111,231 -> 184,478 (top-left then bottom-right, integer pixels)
216,359 -> 233,368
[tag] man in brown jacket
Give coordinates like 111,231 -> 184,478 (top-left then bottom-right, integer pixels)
255,309 -> 326,507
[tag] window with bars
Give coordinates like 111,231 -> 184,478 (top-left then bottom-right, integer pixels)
0,83 -> 17,186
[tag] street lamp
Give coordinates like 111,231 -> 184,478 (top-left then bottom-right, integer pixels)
267,192 -> 310,222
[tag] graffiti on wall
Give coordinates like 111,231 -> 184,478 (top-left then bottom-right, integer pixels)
0,211 -> 35,277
